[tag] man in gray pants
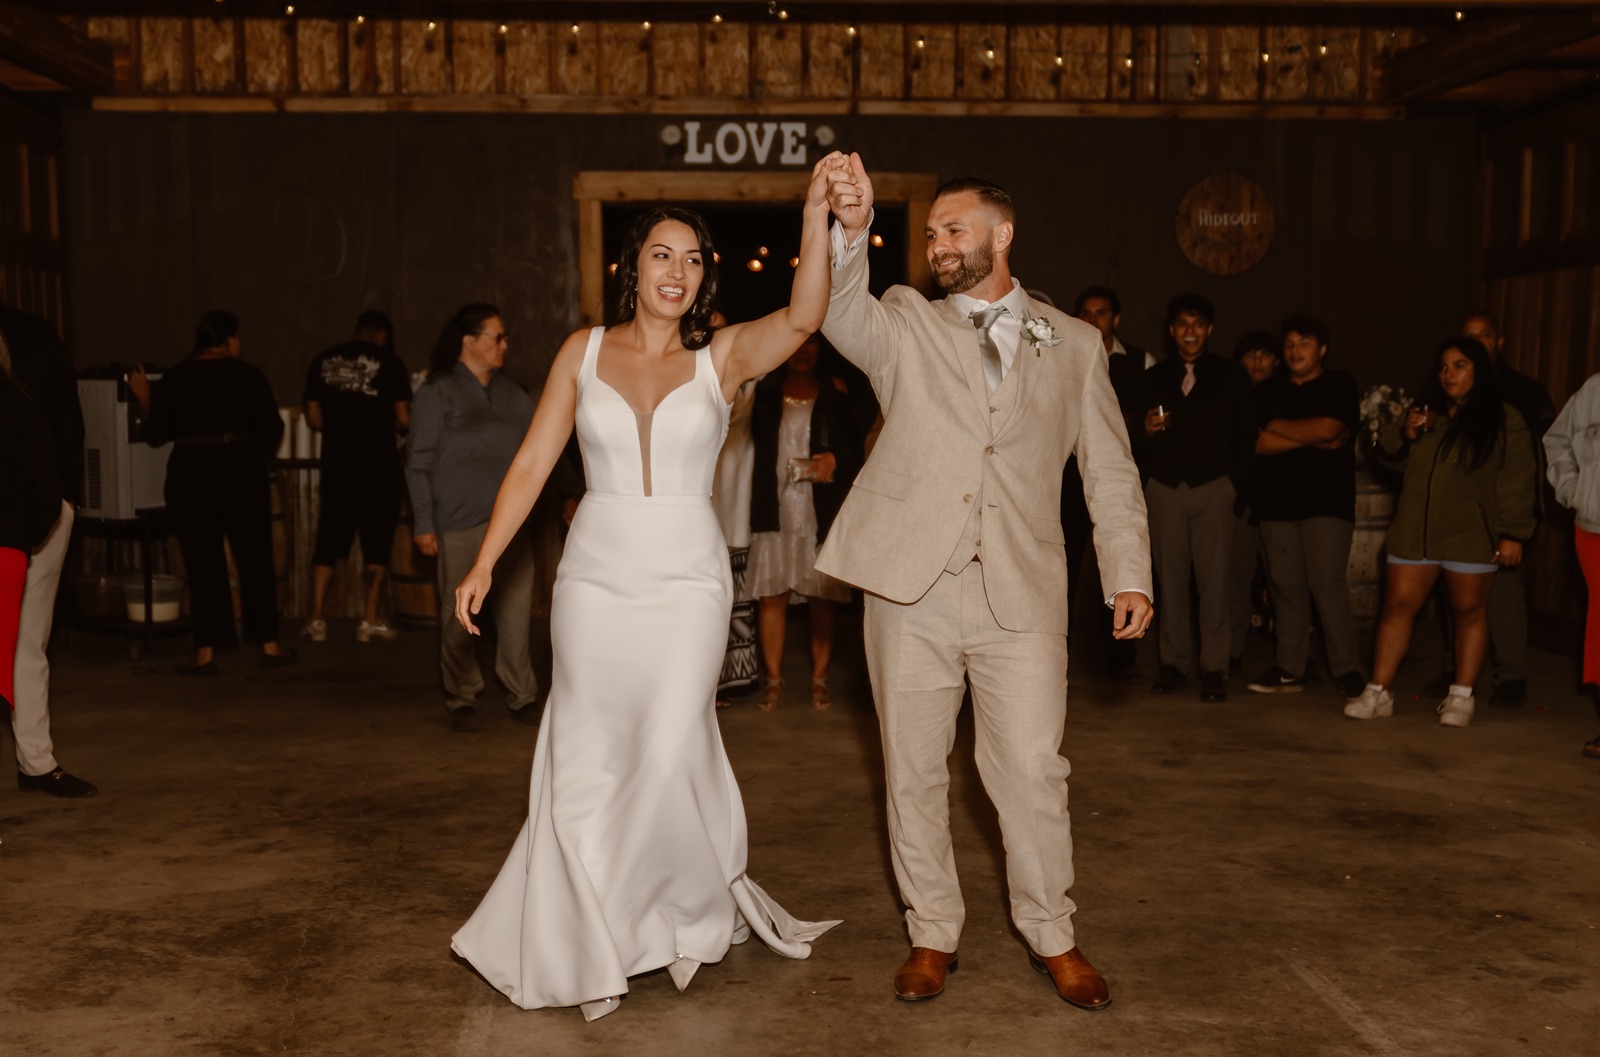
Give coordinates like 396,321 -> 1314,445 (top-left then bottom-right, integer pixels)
1245,317 -> 1366,700
1140,295 -> 1256,703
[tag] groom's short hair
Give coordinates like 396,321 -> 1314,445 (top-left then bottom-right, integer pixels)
934,177 -> 1016,224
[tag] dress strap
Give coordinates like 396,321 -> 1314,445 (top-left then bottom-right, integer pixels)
578,326 -> 604,383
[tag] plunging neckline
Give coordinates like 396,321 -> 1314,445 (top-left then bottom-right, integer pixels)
592,371 -> 697,419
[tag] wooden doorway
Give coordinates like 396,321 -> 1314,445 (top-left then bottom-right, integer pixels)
572,171 -> 939,327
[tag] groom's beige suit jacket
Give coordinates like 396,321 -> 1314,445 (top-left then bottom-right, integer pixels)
815,245 -> 1152,634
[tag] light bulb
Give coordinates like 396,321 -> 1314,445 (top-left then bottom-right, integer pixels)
869,234 -> 885,248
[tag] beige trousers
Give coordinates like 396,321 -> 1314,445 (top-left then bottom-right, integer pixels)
11,501 -> 72,777
864,558 -> 1076,956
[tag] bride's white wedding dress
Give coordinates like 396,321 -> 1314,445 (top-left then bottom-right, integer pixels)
451,327 -> 839,1021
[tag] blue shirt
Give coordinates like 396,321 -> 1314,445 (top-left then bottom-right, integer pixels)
405,363 -> 534,536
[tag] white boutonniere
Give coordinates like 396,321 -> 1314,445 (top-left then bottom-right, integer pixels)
1020,312 -> 1064,354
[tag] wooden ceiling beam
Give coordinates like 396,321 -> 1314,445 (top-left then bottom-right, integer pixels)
0,3 -> 112,92
1387,10 -> 1600,100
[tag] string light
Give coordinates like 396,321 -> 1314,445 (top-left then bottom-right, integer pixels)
983,46 -> 996,62
869,234 -> 885,248
608,263 -> 618,276
789,256 -> 800,268
711,14 -> 722,23
426,21 -> 436,33
499,24 -> 508,35
778,9 -> 789,20
1261,50 -> 1271,63
1055,53 -> 1064,67
571,23 -> 580,35
847,26 -> 857,38
1319,40 -> 1328,57
642,21 -> 651,31
284,4 -> 294,14
915,36 -> 926,49
1454,10 -> 1465,22
747,259 -> 764,272
355,15 -> 364,25
1123,53 -> 1134,69
757,246 -> 770,257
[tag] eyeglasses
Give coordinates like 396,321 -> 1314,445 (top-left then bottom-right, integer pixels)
482,331 -> 509,345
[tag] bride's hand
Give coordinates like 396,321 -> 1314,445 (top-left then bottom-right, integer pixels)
455,567 -> 493,636
807,151 -> 844,211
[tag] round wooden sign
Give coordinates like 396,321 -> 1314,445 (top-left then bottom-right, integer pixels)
1175,174 -> 1275,275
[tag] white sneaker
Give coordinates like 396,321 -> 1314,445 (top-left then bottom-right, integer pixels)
1343,683 -> 1394,720
300,619 -> 327,643
356,620 -> 399,643
1438,685 -> 1475,727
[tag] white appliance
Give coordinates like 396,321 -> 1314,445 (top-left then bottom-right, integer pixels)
78,375 -> 170,519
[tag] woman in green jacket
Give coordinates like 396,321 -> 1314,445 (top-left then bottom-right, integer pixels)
1347,337 -> 1538,727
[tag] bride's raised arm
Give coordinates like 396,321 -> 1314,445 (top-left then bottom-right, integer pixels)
712,152 -> 843,398
455,329 -> 586,633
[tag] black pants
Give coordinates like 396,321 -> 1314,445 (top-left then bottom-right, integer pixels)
1062,456 -> 1137,672
171,489 -> 278,650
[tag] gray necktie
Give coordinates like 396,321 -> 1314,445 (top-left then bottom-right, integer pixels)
970,304 -> 1007,394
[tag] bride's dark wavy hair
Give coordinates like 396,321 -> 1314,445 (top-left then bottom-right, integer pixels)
608,207 -> 718,350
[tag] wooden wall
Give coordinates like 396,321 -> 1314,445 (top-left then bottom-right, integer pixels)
71,14 -> 1427,117
1478,94 -> 1600,642
0,94 -> 67,336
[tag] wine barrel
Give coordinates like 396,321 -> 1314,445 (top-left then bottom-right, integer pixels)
390,493 -> 439,632
1348,470 -> 1396,624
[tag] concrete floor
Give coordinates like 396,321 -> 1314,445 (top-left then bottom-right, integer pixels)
5,612 -> 1598,1057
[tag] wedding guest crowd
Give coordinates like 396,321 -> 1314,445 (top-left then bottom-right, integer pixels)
130,311 -> 296,675
406,303 -> 539,731
1,303 -> 96,797
747,335 -> 861,710
1140,295 -> 1255,703
1346,337 -> 1537,727
1543,370 -> 1600,758
301,310 -> 412,645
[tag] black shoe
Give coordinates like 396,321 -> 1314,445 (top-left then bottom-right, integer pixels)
1489,679 -> 1527,709
508,701 -> 542,724
176,661 -> 219,677
448,705 -> 477,732
18,767 -> 98,798
1247,666 -> 1305,694
1150,665 -> 1187,694
259,649 -> 297,670
1200,670 -> 1228,702
1422,671 -> 1453,697
1335,671 -> 1369,700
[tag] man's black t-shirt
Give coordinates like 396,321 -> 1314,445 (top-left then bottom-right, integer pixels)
1252,369 -> 1359,522
302,340 -> 410,479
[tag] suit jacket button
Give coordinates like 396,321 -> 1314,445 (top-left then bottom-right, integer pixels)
963,493 -> 973,503
989,406 -> 998,413
986,446 -> 995,455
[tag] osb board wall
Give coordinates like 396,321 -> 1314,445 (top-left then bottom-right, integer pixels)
73,15 -> 1424,115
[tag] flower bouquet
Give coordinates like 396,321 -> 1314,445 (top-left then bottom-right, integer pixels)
1358,383 -> 1409,465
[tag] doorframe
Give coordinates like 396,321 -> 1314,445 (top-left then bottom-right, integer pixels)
572,170 -> 939,326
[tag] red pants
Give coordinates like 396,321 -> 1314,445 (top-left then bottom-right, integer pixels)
1575,527 -> 1600,686
0,547 -> 25,711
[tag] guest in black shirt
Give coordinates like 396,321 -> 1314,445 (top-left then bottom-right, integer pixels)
1,305 -> 96,798
1245,317 -> 1366,699
1228,330 -> 1282,667
1070,285 -> 1148,679
301,310 -> 412,644
1140,294 -> 1255,701
130,311 -> 294,674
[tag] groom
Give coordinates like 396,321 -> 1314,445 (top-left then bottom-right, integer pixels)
817,157 -> 1153,1010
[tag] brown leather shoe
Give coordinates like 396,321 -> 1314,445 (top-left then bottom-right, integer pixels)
894,947 -> 958,1001
1029,947 -> 1111,1011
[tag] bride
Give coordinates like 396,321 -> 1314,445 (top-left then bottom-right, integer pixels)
448,155 -> 846,1020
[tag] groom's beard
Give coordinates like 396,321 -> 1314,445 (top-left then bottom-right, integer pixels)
932,238 -> 995,294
